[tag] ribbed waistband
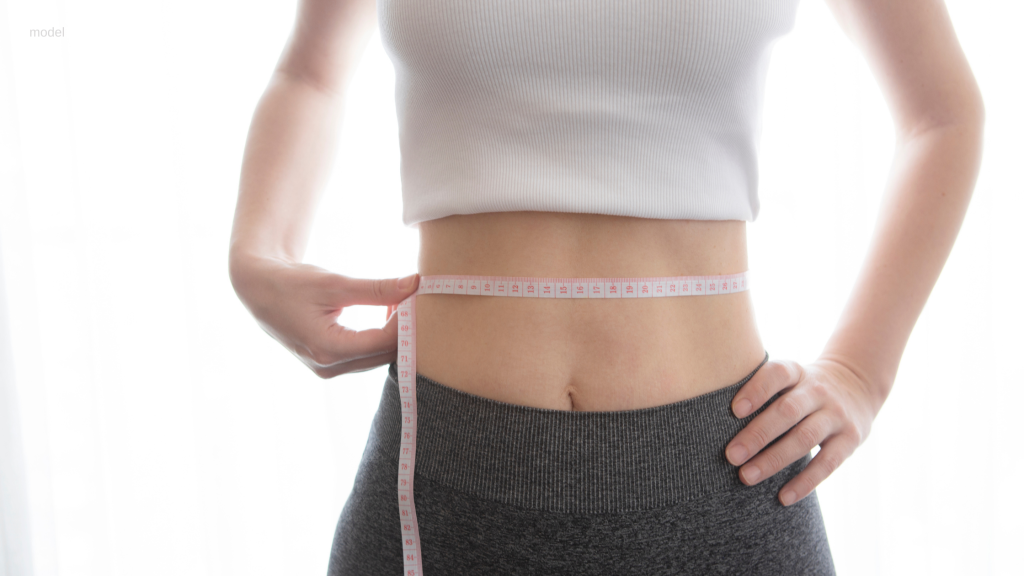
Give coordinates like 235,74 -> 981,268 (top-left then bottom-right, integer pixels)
373,352 -> 772,514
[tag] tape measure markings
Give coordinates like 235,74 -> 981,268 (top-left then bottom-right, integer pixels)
394,271 -> 750,575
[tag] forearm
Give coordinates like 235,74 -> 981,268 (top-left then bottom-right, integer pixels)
229,71 -> 344,270
820,120 -> 985,413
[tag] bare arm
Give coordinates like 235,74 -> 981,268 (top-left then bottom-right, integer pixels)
817,0 -> 985,400
230,0 -> 376,262
229,0 -> 420,377
725,0 -> 985,504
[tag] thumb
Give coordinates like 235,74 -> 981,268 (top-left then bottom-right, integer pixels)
341,273 -> 420,306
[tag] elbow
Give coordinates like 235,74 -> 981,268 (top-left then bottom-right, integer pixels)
273,64 -> 345,99
973,96 -> 986,135
946,96 -> 986,146
958,90 -> 986,134
898,77 -> 987,142
897,98 -> 986,144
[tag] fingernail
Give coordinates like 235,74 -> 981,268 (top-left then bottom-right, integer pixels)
398,273 -> 417,290
743,465 -> 761,484
734,398 -> 752,418
727,445 -> 748,465
780,490 -> 796,506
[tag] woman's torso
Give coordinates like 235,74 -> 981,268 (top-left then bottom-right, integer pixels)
415,211 -> 765,411
384,0 -> 796,406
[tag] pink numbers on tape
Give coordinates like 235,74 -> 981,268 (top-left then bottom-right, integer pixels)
395,298 -> 421,576
393,272 -> 749,575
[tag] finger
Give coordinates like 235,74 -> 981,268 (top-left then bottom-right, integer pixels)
328,307 -> 405,361
335,273 -> 420,307
310,349 -> 398,379
732,359 -> 804,418
726,385 -> 819,466
299,305 -> 402,370
777,434 -> 857,506
313,306 -> 412,375
737,411 -> 835,486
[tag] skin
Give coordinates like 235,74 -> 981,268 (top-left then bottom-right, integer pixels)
229,0 -> 985,508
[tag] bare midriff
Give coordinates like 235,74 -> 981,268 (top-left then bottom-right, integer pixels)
415,211 -> 766,412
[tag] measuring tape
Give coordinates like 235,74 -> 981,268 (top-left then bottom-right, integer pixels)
389,272 -> 749,575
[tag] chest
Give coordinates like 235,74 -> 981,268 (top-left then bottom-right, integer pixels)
378,0 -> 801,94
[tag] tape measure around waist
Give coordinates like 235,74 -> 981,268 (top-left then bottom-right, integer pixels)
392,272 -> 750,575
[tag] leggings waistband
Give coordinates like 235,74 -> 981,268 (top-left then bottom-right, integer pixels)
375,351 -> 772,514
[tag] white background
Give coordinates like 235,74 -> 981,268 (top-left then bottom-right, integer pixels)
1,0 -> 1020,574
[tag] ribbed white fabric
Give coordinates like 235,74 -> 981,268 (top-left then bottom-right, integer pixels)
377,0 -> 801,227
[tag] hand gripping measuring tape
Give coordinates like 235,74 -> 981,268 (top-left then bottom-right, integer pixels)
392,272 -> 750,575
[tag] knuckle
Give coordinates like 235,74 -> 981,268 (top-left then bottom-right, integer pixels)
307,346 -> 334,367
831,401 -> 851,426
762,449 -> 786,473
748,427 -> 772,452
755,374 -> 774,399
820,452 -> 843,476
860,422 -> 873,443
807,378 -> 829,401
850,423 -> 869,446
319,271 -> 349,296
320,271 -> 342,290
785,360 -> 805,383
767,362 -> 788,383
777,395 -> 803,421
773,361 -> 791,382
796,421 -> 822,449
371,279 -> 389,301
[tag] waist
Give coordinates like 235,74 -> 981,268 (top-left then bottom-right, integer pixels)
414,211 -> 765,411
378,356 -> 781,514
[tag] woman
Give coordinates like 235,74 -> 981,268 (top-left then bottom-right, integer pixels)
229,0 -> 984,573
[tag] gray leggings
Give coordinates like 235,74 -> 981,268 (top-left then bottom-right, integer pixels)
328,352 -> 835,575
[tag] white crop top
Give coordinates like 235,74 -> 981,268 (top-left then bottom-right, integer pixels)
377,0 -> 801,227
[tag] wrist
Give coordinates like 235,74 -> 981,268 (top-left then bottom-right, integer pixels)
227,246 -> 292,299
815,350 -> 892,416
229,239 -> 298,271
